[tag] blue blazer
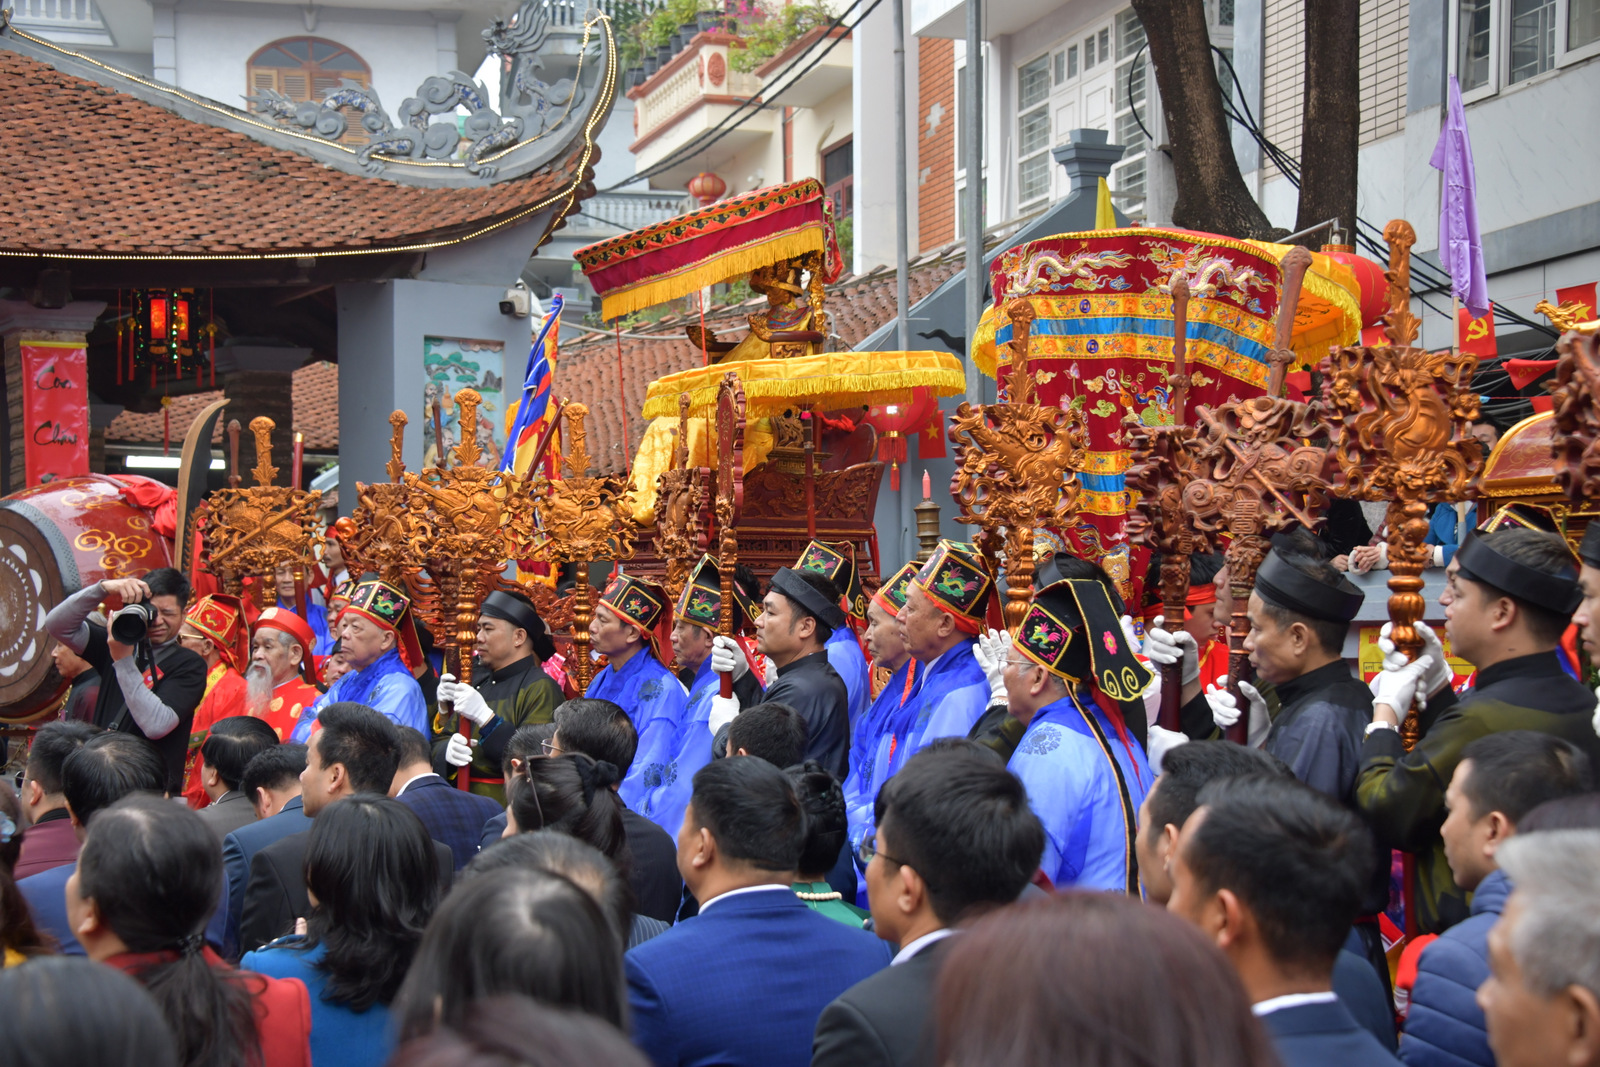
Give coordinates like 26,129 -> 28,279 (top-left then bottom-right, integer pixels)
1261,999 -> 1403,1067
626,886 -> 891,1067
222,796 -> 313,958
19,859 -> 228,957
394,774 -> 503,872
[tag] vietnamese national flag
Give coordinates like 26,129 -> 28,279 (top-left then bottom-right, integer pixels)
1556,282 -> 1598,323
917,409 -> 947,459
1457,304 -> 1497,359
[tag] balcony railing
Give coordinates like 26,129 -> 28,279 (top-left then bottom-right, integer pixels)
565,192 -> 690,234
3,0 -> 115,46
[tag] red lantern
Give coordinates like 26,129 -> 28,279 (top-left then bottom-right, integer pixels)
687,171 -> 727,207
1322,245 -> 1389,328
861,388 -> 938,491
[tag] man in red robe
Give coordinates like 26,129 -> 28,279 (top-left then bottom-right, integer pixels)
177,593 -> 250,808
246,606 -> 325,741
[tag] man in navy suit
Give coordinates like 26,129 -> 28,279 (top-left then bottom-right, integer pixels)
1168,774 -> 1401,1067
812,742 -> 1043,1067
221,743 -> 310,958
391,726 -> 501,870
626,756 -> 891,1067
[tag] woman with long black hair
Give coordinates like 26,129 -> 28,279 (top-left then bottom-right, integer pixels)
66,794 -> 312,1067
243,795 -> 440,1067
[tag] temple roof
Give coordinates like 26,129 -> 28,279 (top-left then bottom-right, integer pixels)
0,6 -> 612,261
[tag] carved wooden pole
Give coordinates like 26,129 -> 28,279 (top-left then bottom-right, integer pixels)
1322,219 -> 1483,752
227,419 -> 242,488
716,373 -> 746,700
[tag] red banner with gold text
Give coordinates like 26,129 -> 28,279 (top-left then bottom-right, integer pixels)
20,341 -> 89,486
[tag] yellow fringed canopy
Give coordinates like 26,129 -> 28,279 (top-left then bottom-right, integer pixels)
1242,240 -> 1364,367
639,350 -> 968,420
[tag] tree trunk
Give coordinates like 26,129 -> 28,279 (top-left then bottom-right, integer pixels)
1130,0 -> 1278,240
1295,0 -> 1360,245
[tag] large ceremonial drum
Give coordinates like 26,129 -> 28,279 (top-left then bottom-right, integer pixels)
0,475 -> 174,721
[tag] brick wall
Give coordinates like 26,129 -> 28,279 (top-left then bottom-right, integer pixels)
1262,0 -> 1408,182
918,37 -> 957,253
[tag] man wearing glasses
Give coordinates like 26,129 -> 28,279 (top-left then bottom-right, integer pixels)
44,568 -> 208,796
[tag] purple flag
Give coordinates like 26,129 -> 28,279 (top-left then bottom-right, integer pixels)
1430,75 -> 1489,320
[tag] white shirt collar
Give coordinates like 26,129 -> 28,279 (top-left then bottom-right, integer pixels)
395,771 -> 441,796
1252,991 -> 1339,1017
891,927 -> 955,966
696,884 -> 793,915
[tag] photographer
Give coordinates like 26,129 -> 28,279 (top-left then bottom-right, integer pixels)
44,569 -> 208,794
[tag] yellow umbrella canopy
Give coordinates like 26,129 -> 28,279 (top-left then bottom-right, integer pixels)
639,350 -> 967,420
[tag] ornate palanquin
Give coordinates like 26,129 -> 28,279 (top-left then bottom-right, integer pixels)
967,230 -> 1361,554
1479,411 -> 1600,549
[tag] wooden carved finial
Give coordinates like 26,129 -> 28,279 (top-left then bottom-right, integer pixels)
1382,220 -> 1420,348
1269,245 -> 1313,396
1005,298 -> 1038,406
451,389 -> 483,468
386,411 -> 408,483
249,417 -> 278,487
1170,275 -> 1192,422
563,403 -> 591,475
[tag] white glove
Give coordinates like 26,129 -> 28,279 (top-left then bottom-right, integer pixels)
708,692 -> 740,735
1592,685 -> 1600,740
1370,655 -> 1434,722
1143,615 -> 1200,686
974,628 -> 1011,707
444,732 -> 474,767
437,674 -> 493,727
710,635 -> 750,681
1241,681 -> 1272,749
1206,676 -> 1241,729
1378,621 -> 1451,699
1146,725 -> 1189,773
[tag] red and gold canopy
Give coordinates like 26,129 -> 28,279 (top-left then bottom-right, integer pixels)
575,178 -> 845,321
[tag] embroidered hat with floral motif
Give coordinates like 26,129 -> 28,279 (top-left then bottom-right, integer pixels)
910,540 -> 994,635
795,540 -> 868,624
346,578 -> 425,670
599,573 -> 674,663
184,593 -> 250,673
254,607 -> 320,684
871,561 -> 922,619
675,554 -> 759,635
1014,579 -> 1154,703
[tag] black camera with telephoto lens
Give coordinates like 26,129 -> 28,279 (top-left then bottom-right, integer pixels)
109,602 -> 157,644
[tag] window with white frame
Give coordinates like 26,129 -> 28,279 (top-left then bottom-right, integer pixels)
1111,8 -> 1151,217
1454,0 -> 1600,98
1018,53 -> 1053,209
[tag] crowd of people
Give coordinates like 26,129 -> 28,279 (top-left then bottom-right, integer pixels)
3,520 -> 1600,1067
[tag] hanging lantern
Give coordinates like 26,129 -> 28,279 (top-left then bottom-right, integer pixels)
861,387 -> 939,491
132,288 -> 209,381
1321,245 -> 1389,328
687,171 -> 727,207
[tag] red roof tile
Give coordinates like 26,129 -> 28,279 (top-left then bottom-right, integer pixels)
554,252 -> 964,472
0,48 -> 592,257
107,360 -> 339,450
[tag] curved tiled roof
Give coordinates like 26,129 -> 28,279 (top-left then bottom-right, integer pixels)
107,360 -> 339,450
0,43 -> 596,258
